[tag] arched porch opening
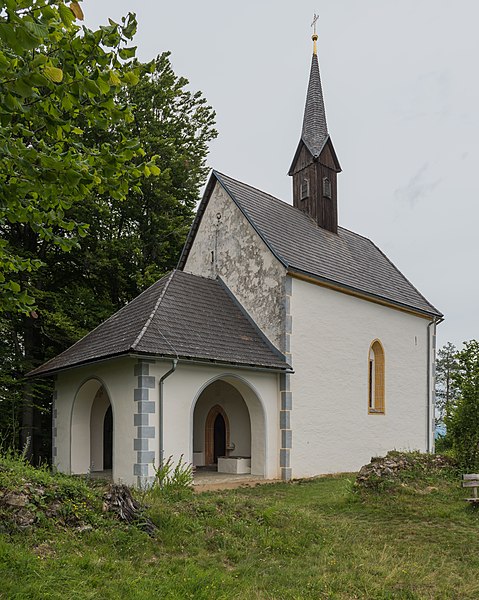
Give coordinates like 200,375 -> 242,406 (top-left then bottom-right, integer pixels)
192,377 -> 266,477
70,379 -> 113,476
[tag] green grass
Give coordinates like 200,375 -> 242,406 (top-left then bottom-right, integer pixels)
1,456 -> 479,599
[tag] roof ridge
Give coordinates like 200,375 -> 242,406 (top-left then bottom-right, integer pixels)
214,171 -> 333,234
179,269 -> 218,283
337,225 -> 373,241
131,270 -> 176,350
302,134 -> 330,159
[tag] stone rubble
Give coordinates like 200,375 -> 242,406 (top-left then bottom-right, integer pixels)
0,477 -> 157,535
355,452 -> 455,489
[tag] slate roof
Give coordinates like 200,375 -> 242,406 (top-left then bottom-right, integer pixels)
288,50 -> 341,176
178,171 -> 442,318
29,270 -> 290,377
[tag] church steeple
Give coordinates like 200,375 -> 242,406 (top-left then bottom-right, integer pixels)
289,22 -> 341,234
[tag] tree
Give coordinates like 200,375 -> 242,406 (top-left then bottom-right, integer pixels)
0,9 -> 217,461
0,0 -> 161,459
26,52 -> 217,355
446,340 -> 479,470
435,342 -> 460,426
0,0 -> 155,314
120,53 -> 217,287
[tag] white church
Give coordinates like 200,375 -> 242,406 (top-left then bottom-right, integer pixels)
31,32 -> 442,487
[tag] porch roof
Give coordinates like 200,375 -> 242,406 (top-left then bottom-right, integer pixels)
29,270 -> 290,377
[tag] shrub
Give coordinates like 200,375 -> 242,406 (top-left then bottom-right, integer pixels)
150,455 -> 193,499
446,340 -> 479,471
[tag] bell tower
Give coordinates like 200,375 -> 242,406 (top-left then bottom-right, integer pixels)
289,17 -> 341,233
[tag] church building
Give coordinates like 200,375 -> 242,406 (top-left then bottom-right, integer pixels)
30,32 -> 443,487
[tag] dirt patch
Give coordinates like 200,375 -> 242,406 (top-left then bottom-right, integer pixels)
194,478 -> 279,493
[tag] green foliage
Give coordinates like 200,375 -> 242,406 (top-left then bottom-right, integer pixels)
436,341 -> 460,426
446,340 -> 479,471
0,0 -> 150,314
435,432 -> 454,453
150,455 -> 193,499
0,7 -> 216,463
0,450 -> 107,531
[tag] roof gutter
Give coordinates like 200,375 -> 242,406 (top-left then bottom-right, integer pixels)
29,351 -> 292,380
427,316 -> 444,452
126,353 -> 293,374
159,359 -> 178,468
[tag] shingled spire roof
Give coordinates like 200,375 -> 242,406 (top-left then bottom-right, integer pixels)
301,51 -> 329,157
288,34 -> 340,177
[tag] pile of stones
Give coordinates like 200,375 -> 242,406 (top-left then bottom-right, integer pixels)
0,484 -> 60,528
0,477 -> 156,535
355,451 -> 455,489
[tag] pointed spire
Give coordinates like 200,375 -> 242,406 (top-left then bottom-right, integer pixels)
289,20 -> 341,233
301,37 -> 329,158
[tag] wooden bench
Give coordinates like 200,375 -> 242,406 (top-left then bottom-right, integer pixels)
462,474 -> 479,504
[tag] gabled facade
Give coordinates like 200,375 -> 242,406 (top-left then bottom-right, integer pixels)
30,33 -> 442,486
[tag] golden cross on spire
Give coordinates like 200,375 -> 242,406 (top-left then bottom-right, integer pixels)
311,12 -> 319,55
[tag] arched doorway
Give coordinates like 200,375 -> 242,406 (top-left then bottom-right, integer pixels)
103,405 -> 113,470
71,379 -> 113,475
192,377 -> 266,476
214,413 -> 226,463
204,405 -> 230,466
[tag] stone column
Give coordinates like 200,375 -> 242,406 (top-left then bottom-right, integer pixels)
133,359 -> 157,487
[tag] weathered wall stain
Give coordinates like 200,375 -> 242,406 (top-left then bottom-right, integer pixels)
184,182 -> 286,350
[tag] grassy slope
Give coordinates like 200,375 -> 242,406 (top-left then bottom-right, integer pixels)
1,461 -> 479,599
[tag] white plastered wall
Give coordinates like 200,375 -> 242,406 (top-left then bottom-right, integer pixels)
150,361 -> 280,479
54,356 -> 137,486
55,357 -> 281,485
290,277 -> 432,477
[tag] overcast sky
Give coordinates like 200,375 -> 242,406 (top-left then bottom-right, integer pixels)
83,0 -> 478,350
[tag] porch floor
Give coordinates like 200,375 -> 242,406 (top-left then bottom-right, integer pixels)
193,470 -> 271,492
77,469 -> 274,491
88,469 -> 112,481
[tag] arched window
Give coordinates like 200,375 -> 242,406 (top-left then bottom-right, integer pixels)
323,177 -> 332,199
368,340 -> 385,414
300,178 -> 309,200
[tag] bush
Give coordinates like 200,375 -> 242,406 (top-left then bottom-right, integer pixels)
446,340 -> 479,471
0,450 -> 105,531
435,434 -> 453,454
150,455 -> 193,500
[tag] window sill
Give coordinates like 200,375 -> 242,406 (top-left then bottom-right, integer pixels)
368,409 -> 385,415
